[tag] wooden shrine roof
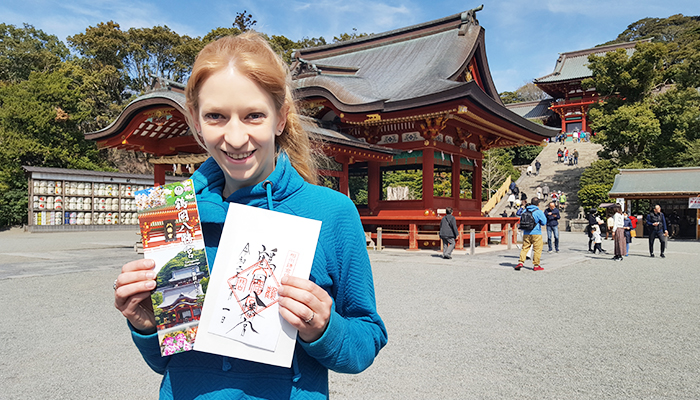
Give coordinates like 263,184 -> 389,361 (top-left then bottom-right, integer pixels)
609,167 -> 700,198
291,8 -> 501,111
505,99 -> 555,121
534,39 -> 652,86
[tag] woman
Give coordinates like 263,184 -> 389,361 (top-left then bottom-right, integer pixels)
623,212 -> 633,256
612,205 -> 626,260
113,33 -> 387,399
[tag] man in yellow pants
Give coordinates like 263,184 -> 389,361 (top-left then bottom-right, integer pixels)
516,197 -> 548,271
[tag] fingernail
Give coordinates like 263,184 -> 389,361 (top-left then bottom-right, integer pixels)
146,271 -> 156,279
281,276 -> 288,284
146,281 -> 156,289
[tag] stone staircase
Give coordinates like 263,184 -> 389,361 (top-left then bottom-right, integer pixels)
491,140 -> 603,230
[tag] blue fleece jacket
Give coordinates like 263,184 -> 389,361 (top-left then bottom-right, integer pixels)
521,204 -> 547,236
129,153 -> 387,399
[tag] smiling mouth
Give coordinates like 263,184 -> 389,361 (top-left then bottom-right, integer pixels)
224,150 -> 254,160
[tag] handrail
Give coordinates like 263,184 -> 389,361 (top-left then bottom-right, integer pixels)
481,175 -> 511,215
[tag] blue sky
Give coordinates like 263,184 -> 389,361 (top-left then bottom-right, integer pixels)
2,0 -> 698,92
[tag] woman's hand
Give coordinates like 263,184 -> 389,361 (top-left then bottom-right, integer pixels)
114,259 -> 158,334
278,276 -> 332,343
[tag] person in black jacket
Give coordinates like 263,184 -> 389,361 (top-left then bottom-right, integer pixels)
646,205 -> 668,258
439,207 -> 459,259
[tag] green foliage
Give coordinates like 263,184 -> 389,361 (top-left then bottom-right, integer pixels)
577,160 -> 619,212
382,170 -> 422,200
499,91 -> 524,104
152,291 -> 164,325
505,145 -> 544,165
349,175 -> 368,205
481,148 -> 519,200
0,23 -> 69,82
433,171 -> 451,197
333,28 -> 369,43
156,248 -> 207,287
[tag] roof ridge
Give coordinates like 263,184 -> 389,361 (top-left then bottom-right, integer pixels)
558,38 -> 653,59
293,9 -> 471,59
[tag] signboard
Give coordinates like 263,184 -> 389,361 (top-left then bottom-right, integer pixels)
689,196 -> 700,209
616,198 -> 625,211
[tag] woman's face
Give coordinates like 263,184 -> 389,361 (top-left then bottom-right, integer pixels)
194,67 -> 285,196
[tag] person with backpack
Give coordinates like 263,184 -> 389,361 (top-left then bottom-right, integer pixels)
535,159 -> 541,175
439,207 -> 459,259
516,197 -> 547,271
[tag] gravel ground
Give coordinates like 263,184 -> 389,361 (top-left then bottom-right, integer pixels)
1,229 -> 698,399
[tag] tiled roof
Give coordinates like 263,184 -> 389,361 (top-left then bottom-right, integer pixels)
609,167 -> 700,197
291,9 -> 502,111
505,99 -> 554,120
535,40 -> 651,84
299,116 -> 399,155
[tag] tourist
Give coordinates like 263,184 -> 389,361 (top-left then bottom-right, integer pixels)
551,191 -> 558,207
535,159 -> 541,175
623,212 -> 633,256
573,149 -> 579,165
508,192 -> 516,208
544,201 -> 560,253
563,147 -> 569,164
527,164 -> 533,176
559,191 -> 567,208
536,186 -> 543,200
586,209 -> 599,252
515,197 -> 547,271
557,148 -> 563,163
520,191 -> 527,204
573,130 -> 579,143
606,213 -> 614,240
509,180 -> 517,195
439,207 -> 459,259
113,33 -> 387,399
646,204 -> 668,258
612,205 -> 626,260
542,184 -> 549,200
591,225 -> 605,254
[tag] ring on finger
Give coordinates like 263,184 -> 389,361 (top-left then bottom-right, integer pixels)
113,279 -> 118,291
304,312 -> 315,324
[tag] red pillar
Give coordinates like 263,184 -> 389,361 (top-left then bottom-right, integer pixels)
408,223 -> 418,250
452,154 -> 460,210
456,223 -> 464,250
582,107 -> 588,132
339,158 -> 350,196
368,161 -> 380,214
474,157 -> 483,211
422,149 -> 434,211
154,164 -> 167,186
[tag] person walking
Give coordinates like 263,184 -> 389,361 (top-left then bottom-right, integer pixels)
586,209 -> 598,252
542,184 -> 549,200
559,192 -> 567,208
646,204 -> 668,258
526,164 -> 533,176
573,149 -> 579,165
544,201 -> 560,253
507,193 -> 516,208
535,159 -> 541,175
536,186 -> 543,200
612,205 -> 626,260
439,207 -> 459,259
591,225 -> 605,254
557,148 -> 563,163
515,197 -> 547,271
563,147 -> 569,164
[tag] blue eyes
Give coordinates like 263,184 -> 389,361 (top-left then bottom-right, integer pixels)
203,113 -> 265,121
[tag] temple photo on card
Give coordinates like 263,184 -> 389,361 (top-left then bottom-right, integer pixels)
135,179 -> 210,356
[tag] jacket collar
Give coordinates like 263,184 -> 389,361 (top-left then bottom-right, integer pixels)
190,152 -> 305,223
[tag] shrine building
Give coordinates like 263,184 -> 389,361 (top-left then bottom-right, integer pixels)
87,7 -> 558,249
530,40 -> 652,136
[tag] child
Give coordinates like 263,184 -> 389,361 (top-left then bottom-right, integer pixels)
113,33 -> 387,399
591,224 -> 605,254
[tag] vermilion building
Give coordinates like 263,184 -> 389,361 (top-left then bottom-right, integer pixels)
87,8 -> 558,249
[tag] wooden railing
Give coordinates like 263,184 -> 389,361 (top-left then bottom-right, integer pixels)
481,176 -> 511,215
361,216 -> 519,250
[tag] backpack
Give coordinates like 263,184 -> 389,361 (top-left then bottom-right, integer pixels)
519,209 -> 537,230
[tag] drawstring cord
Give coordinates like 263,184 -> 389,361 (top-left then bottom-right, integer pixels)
263,180 -> 274,210
222,356 -> 231,371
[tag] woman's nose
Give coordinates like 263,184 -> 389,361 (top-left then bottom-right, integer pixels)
224,120 -> 248,148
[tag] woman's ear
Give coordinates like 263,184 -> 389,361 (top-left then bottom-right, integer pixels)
276,105 -> 289,136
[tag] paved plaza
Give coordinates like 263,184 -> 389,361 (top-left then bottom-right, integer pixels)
1,228 -> 698,399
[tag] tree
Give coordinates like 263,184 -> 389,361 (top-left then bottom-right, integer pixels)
0,23 -> 69,82
333,28 -> 369,43
577,160 -> 619,212
481,148 -> 519,201
234,10 -> 257,32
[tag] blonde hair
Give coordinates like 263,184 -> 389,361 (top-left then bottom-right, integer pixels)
185,32 -> 317,184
